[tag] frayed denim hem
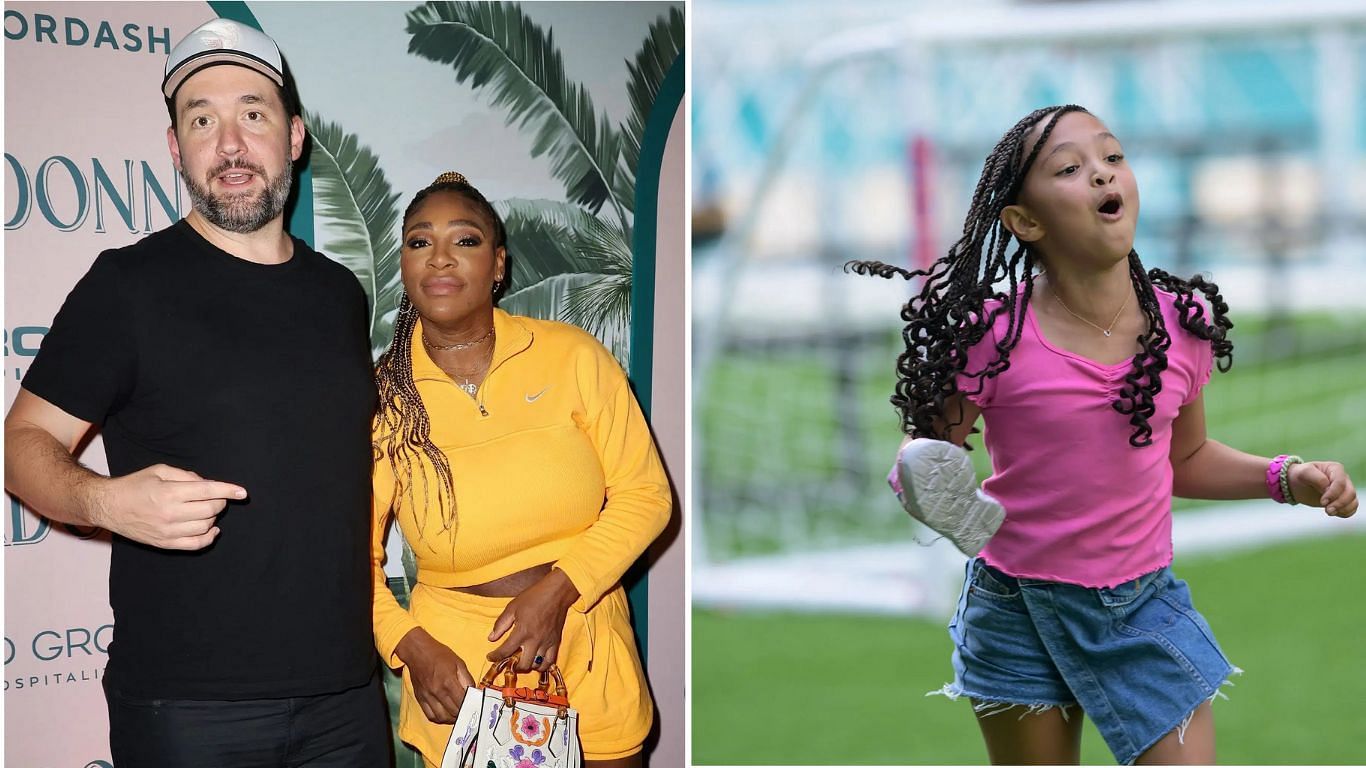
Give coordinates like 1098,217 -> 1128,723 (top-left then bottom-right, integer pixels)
927,683 -> 1080,721
1123,666 -> 1244,765
929,666 -> 1243,762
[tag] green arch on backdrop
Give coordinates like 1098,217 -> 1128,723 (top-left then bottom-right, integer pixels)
208,1 -> 315,248
625,51 -> 685,656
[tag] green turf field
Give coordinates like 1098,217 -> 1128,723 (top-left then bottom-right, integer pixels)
692,534 -> 1366,765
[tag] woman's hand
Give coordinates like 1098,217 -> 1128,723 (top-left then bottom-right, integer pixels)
1289,461 -> 1358,517
395,627 -> 476,724
487,568 -> 581,674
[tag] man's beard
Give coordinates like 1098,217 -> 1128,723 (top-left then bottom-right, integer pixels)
182,156 -> 293,234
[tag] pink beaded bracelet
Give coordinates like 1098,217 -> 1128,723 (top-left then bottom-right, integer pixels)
1266,454 -> 1302,504
1266,455 -> 1291,503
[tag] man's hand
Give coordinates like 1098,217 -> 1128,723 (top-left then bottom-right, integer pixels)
486,568 -> 580,673
396,627 -> 476,724
5,390 -> 246,551
97,464 -> 246,550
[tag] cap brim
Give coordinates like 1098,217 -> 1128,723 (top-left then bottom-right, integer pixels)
162,51 -> 285,100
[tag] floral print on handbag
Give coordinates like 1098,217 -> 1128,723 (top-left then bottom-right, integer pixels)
440,653 -> 582,768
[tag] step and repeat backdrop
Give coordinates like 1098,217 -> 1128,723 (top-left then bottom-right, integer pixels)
3,2 -> 685,765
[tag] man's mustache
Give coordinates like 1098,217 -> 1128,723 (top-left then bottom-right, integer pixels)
205,158 -> 269,184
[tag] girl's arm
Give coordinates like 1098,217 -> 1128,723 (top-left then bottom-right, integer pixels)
1169,393 -> 1358,516
940,393 -> 984,447
899,393 -> 983,451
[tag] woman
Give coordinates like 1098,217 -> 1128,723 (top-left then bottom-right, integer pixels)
371,172 -> 671,768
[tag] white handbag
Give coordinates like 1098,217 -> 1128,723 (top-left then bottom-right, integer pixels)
440,654 -> 582,768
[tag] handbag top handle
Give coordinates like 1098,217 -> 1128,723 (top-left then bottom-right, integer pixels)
480,652 -> 571,717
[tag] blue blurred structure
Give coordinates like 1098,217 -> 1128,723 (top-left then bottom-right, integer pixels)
695,0 -> 1365,276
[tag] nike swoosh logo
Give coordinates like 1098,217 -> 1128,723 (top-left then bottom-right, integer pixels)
526,387 -> 550,403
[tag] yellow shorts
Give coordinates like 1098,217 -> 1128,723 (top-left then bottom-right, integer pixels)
400,582 -> 652,764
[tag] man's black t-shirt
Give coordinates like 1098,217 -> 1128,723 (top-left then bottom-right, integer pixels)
23,220 -> 378,699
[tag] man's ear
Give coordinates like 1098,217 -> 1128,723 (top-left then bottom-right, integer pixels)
1000,204 -> 1044,243
167,125 -> 183,172
288,115 -> 306,161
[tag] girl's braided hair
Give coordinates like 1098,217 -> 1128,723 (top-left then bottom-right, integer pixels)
848,106 -> 1233,447
372,172 -> 508,536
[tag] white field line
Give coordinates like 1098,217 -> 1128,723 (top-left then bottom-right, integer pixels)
692,500 -> 1366,617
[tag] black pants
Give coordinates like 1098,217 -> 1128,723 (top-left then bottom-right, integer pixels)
104,672 -> 391,767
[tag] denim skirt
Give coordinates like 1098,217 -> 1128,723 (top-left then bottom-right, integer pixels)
937,558 -> 1239,765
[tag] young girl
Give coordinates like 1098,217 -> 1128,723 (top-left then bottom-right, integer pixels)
850,105 -> 1358,765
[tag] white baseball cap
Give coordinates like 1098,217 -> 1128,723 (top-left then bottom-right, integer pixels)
162,19 -> 285,100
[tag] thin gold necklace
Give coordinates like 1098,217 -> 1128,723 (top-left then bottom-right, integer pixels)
422,325 -> 494,351
433,332 -> 495,398
1051,285 -> 1130,337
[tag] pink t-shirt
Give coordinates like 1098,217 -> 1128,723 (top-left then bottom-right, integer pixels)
956,286 -> 1214,587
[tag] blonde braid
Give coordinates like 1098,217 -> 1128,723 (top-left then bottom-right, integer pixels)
373,293 -> 456,537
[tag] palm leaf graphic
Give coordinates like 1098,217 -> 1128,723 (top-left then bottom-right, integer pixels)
304,110 -> 403,359
496,198 -> 608,288
563,218 -> 633,351
502,271 -> 603,318
405,2 -> 627,230
615,6 -> 684,213
497,199 -> 632,361
503,271 -> 631,364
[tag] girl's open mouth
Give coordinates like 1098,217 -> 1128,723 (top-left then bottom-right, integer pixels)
1097,193 -> 1123,220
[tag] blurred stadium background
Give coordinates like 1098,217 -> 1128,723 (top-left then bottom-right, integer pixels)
689,0 -> 1366,763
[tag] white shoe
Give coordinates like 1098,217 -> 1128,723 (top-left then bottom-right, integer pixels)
891,438 -> 1005,556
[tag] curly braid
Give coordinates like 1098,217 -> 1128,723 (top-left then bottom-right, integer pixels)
848,106 -> 1234,447
372,172 -> 510,536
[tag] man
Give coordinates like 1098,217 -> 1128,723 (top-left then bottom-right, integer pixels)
4,19 -> 387,766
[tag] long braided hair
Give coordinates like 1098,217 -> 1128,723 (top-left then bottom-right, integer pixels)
848,106 -> 1234,447
372,172 -> 508,535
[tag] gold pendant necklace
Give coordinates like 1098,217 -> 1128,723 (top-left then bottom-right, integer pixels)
433,331 -> 495,399
1052,286 -> 1130,337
